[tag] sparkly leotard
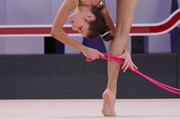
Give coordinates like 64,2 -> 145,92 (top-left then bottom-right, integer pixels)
78,0 -> 105,8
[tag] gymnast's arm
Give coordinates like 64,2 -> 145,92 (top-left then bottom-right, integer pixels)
51,0 -> 86,52
51,0 -> 104,60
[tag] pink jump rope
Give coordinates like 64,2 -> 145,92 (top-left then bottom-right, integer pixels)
86,54 -> 180,95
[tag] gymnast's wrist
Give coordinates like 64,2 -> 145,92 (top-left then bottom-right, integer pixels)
79,45 -> 87,53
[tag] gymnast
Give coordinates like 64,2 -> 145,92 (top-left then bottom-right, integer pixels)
51,0 -> 138,116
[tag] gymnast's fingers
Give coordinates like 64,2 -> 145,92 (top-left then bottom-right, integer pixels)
121,60 -> 127,70
98,52 -> 105,58
133,63 -> 138,69
123,63 -> 129,73
130,64 -> 134,71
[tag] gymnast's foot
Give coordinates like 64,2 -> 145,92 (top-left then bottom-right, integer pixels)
102,89 -> 117,117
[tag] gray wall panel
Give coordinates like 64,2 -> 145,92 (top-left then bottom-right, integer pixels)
0,54 -> 178,99
178,31 -> 180,98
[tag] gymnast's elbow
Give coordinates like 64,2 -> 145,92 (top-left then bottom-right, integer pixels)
50,27 -> 65,40
50,28 -> 58,38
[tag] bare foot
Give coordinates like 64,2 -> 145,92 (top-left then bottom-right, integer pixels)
102,89 -> 111,112
102,89 -> 117,117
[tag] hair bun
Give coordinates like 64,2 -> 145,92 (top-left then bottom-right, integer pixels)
102,32 -> 113,42
102,26 -> 113,42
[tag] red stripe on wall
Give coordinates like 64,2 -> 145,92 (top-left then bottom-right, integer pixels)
0,27 -> 78,34
150,11 -> 180,33
130,10 -> 180,33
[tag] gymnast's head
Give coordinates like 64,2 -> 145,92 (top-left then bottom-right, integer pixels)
69,5 -> 113,42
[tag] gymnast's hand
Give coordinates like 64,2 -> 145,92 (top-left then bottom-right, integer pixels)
81,47 -> 104,61
118,50 -> 138,72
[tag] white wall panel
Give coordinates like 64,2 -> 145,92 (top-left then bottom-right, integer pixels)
4,37 -> 44,54
6,0 -> 52,24
148,33 -> 171,53
134,0 -> 172,23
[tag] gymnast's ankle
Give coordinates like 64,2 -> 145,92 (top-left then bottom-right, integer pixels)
106,88 -> 116,94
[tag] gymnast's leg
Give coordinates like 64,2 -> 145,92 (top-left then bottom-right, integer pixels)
102,0 -> 138,116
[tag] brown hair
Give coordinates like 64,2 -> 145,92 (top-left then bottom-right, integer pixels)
85,6 -> 113,42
